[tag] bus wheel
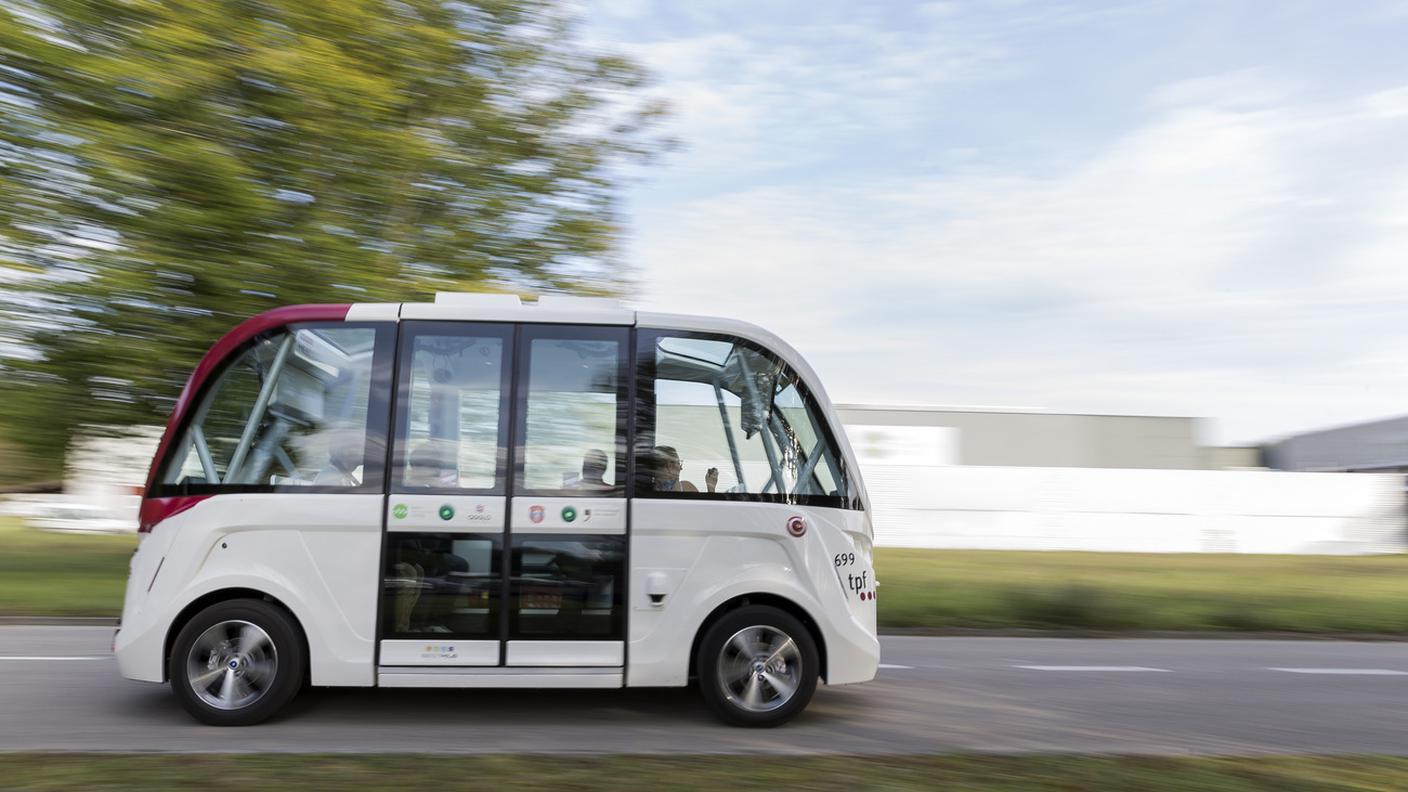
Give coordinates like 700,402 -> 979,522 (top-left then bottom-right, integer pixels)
169,598 -> 305,726
696,605 -> 819,727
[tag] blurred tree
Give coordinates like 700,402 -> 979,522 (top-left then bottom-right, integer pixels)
0,0 -> 669,479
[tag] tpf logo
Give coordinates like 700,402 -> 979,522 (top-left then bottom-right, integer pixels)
529,505 -> 545,524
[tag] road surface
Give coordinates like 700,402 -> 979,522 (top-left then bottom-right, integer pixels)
2,626 -> 1405,754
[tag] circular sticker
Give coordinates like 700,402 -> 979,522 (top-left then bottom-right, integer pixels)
561,506 -> 577,523
786,515 -> 807,537
438,504 -> 455,521
392,504 -> 408,520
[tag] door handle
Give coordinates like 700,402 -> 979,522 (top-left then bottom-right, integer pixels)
646,571 -> 669,607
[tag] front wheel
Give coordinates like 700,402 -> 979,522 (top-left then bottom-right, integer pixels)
696,605 -> 819,727
169,598 -> 305,726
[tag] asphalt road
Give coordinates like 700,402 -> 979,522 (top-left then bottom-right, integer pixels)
2,626 -> 1406,755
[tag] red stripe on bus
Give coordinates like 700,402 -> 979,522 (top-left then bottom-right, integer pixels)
138,495 -> 212,534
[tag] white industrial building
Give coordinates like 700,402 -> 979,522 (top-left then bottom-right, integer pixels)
838,405 -> 1403,556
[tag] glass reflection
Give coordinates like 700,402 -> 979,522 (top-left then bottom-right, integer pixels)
511,536 -> 625,639
382,533 -> 500,638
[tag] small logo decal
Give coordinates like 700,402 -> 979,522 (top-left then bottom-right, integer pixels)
421,644 -> 458,659
529,505 -> 545,524
561,506 -> 577,523
786,515 -> 807,537
392,504 -> 408,520
438,504 -> 455,521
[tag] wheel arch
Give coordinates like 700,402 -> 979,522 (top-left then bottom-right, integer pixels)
688,592 -> 829,684
162,587 -> 310,684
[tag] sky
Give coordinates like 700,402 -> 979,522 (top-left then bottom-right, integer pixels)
579,0 -> 1408,446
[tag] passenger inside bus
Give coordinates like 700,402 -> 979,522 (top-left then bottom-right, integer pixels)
312,429 -> 365,486
574,448 -> 611,490
651,445 -> 698,493
404,443 -> 458,487
388,536 -> 473,634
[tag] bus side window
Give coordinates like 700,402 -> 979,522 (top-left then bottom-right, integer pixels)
161,324 -> 389,491
636,332 -> 850,506
395,328 -> 509,493
516,328 -> 627,497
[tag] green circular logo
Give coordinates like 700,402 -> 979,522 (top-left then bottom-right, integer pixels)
392,504 -> 408,520
561,506 -> 577,523
438,504 -> 455,521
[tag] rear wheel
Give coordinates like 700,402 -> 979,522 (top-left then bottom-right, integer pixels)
696,605 -> 819,727
169,598 -> 305,726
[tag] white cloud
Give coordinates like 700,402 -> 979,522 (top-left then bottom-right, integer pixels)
606,14 -> 1014,175
633,76 -> 1408,444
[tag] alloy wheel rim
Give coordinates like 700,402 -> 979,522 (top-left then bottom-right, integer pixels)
717,625 -> 802,713
186,619 -> 277,711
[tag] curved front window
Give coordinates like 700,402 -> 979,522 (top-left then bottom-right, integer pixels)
634,330 -> 853,508
158,323 -> 393,493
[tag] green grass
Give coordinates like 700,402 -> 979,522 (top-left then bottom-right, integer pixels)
876,547 -> 1408,634
3,515 -> 1407,634
2,755 -> 1407,791
0,516 -> 135,617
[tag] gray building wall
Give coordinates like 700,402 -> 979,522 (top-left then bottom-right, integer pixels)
835,405 -> 1208,470
1203,445 -> 1262,470
1262,415 -> 1408,472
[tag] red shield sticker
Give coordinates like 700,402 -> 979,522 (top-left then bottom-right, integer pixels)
529,505 -> 545,524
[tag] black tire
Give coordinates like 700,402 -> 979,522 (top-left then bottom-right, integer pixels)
696,605 -> 819,727
169,598 -> 305,726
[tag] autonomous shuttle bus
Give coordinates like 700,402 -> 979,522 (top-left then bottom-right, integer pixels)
115,294 -> 878,727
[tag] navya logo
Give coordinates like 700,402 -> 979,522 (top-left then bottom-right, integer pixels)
422,644 -> 458,659
466,503 -> 493,522
391,504 -> 409,520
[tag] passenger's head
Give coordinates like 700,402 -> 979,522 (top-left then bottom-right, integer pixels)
582,448 -> 609,482
653,445 -> 683,488
405,442 -> 457,487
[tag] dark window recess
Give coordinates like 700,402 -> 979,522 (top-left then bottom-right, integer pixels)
509,536 -> 625,640
381,533 -> 502,639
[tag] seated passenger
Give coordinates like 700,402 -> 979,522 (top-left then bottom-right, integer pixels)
404,442 -> 458,487
312,430 -> 364,486
575,448 -> 611,490
652,445 -> 698,493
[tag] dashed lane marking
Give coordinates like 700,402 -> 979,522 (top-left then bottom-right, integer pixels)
1015,665 -> 1172,672
0,656 -> 109,661
1267,668 -> 1408,676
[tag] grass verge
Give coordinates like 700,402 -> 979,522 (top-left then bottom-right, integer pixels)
876,547 -> 1408,633
0,516 -> 135,617
3,516 -> 1407,634
2,754 -> 1408,791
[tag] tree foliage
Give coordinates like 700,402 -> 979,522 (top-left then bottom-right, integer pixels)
0,0 -> 668,477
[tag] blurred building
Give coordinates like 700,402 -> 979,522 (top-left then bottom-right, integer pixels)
836,404 -> 1261,471
1262,415 -> 1408,474
836,405 -> 1402,555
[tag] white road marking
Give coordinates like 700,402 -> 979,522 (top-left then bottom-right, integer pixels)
0,656 -> 109,661
1015,665 -> 1172,672
1267,668 -> 1408,676
878,663 -> 914,670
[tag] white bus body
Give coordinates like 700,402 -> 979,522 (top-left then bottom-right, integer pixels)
115,295 -> 878,726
